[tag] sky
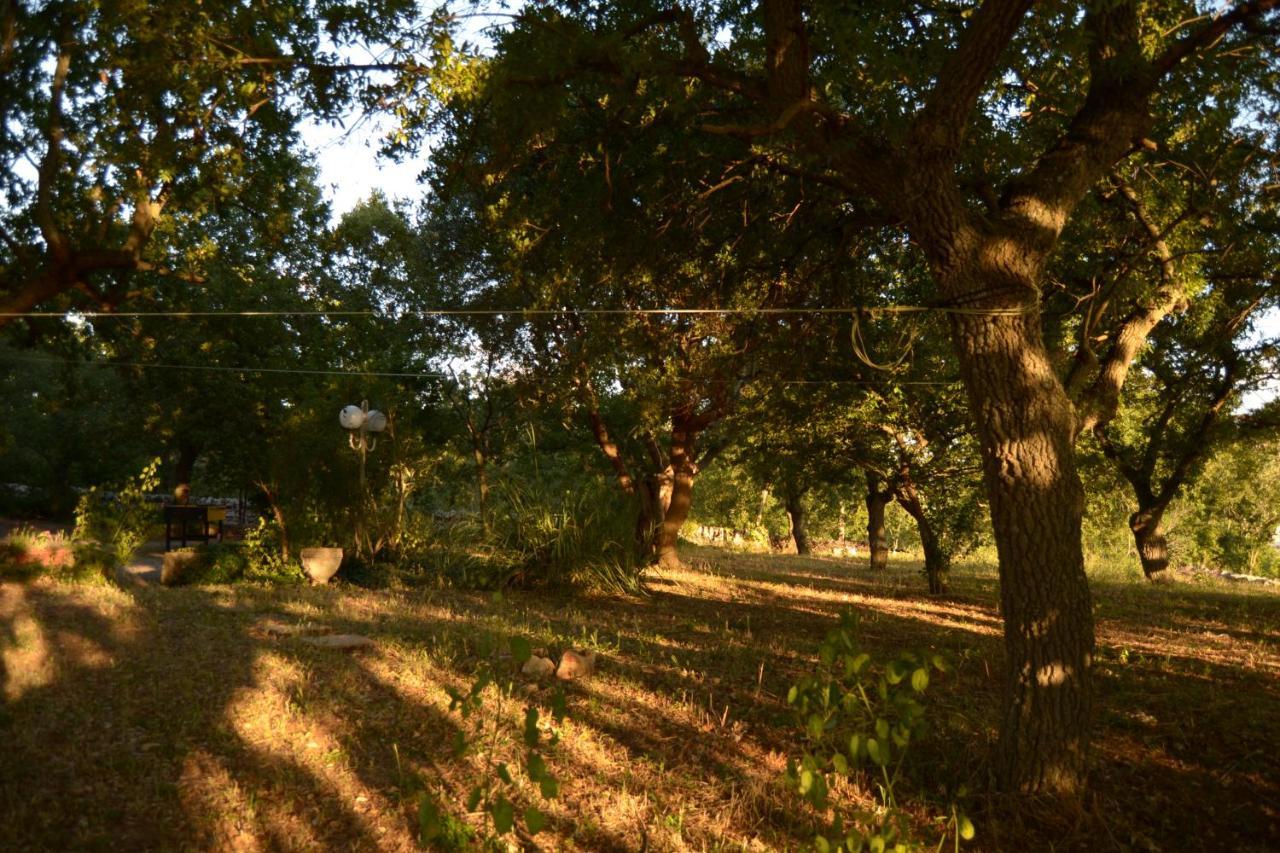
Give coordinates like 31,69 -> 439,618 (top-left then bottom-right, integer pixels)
301,115 -> 428,218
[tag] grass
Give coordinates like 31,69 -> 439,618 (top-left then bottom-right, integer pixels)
1,546 -> 1278,850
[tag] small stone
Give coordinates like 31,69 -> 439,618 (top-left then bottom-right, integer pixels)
254,619 -> 331,638
299,634 -> 375,650
521,655 -> 556,679
556,649 -> 598,681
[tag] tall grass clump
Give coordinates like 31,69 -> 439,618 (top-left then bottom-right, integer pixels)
487,478 -> 642,593
1,525 -> 76,581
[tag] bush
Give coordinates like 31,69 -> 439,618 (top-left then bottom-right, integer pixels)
161,540 -> 303,586
784,612 -> 971,851
0,526 -> 100,583
73,459 -> 160,568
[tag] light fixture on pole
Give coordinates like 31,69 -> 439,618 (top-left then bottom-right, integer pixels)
339,399 -> 387,556
340,401 -> 386,455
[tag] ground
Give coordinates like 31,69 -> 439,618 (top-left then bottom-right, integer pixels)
1,547 -> 1278,851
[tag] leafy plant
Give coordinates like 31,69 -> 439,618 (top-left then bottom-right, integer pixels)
784,612 -> 971,852
72,459 -> 161,568
239,517 -> 305,583
426,632 -> 568,845
487,479 -> 640,592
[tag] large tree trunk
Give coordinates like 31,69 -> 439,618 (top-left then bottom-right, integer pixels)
1129,505 -> 1170,579
654,421 -> 697,570
174,441 -> 199,498
785,489 -> 811,555
948,307 -> 1094,796
636,470 -> 670,563
865,472 -> 890,571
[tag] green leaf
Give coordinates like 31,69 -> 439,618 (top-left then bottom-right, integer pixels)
911,667 -> 929,692
787,685 -> 799,704
885,662 -> 904,685
832,752 -> 849,774
849,733 -> 864,761
807,713 -> 826,741
495,762 -> 513,785
527,751 -> 547,782
524,806 -> 547,834
550,688 -> 568,722
799,768 -> 815,795
866,738 -> 887,766
465,785 -> 483,812
539,775 -> 560,800
523,707 -> 541,747
417,795 -> 441,841
814,835 -> 831,853
931,654 -> 951,673
510,636 -> 532,664
875,718 -> 890,740
869,834 -> 886,853
958,815 -> 976,841
490,796 -> 514,835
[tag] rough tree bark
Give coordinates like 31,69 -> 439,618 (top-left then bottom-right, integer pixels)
784,487 -> 811,555
946,300 -> 1094,796
864,471 -> 890,572
1129,505 -> 1169,578
654,416 -> 698,570
894,480 -> 949,594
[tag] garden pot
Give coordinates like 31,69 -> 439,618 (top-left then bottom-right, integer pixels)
299,547 -> 344,584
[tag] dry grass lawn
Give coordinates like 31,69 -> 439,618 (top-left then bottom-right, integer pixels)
2,546 -> 1278,851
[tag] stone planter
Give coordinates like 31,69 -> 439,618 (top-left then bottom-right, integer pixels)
299,547 -> 344,584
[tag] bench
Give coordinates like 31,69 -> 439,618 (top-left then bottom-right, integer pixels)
163,505 -> 225,550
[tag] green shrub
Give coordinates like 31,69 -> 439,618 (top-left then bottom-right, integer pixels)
183,543 -> 249,585
0,526 -> 103,583
426,632 -> 568,846
73,458 -> 160,568
67,541 -> 116,583
784,612 -> 971,851
162,539 -> 303,586
239,518 -> 305,584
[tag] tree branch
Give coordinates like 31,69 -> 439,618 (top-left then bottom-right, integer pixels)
1151,0 -> 1280,78
912,0 -> 1033,157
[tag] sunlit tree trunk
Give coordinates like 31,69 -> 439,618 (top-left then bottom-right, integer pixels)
1129,506 -> 1170,579
895,484 -> 949,594
864,472 -> 890,571
947,300 -> 1094,796
785,488 -> 811,555
654,418 -> 697,570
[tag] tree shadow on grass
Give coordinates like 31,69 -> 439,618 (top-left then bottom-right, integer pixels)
0,580 -> 403,850
3,547 -> 1279,852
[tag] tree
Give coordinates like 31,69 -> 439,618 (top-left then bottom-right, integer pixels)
0,0 -> 419,324
410,0 -> 1280,793
1093,299 -> 1278,578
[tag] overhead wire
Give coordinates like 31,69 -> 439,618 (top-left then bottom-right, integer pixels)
0,353 -> 963,386
0,303 -> 1038,320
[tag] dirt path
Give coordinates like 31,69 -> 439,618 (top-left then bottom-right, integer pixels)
120,540 -> 166,584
